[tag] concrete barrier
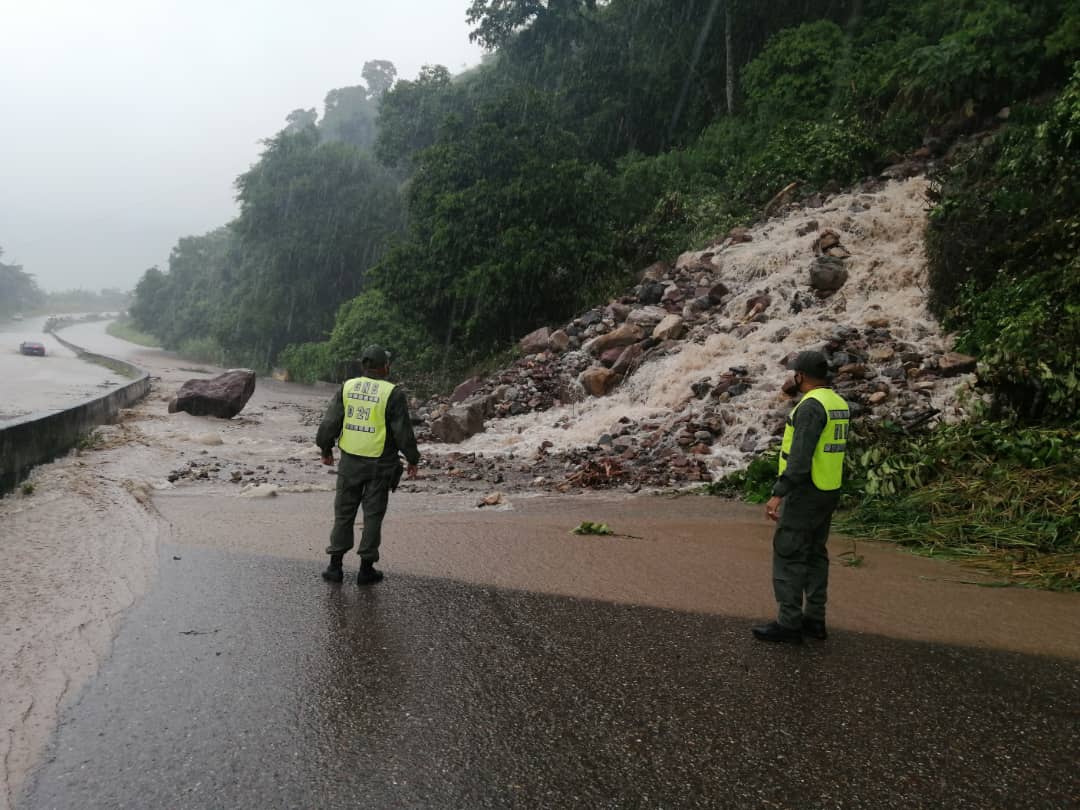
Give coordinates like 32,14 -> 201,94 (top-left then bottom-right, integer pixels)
0,333 -> 151,494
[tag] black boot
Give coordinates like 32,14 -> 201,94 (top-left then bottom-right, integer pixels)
356,560 -> 384,586
801,617 -> 828,640
751,621 -> 803,644
321,554 -> 344,583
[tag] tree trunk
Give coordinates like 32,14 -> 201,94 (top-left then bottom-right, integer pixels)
725,2 -> 735,115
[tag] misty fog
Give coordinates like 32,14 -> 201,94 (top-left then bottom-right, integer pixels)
0,0 -> 482,292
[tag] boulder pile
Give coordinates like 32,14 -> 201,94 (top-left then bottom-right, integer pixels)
417,176 -> 977,491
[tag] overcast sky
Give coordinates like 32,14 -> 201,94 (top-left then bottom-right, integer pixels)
0,0 -> 483,292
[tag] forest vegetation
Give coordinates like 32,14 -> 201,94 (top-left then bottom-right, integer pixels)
123,0 -> 1079,586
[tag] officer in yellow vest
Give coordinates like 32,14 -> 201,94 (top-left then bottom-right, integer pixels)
753,350 -> 848,643
316,345 -> 420,585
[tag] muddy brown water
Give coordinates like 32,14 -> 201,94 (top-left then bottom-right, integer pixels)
1,321 -> 1077,809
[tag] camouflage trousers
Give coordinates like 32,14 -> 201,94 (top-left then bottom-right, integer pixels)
772,515 -> 833,630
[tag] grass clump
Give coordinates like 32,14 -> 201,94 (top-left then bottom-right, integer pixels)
106,317 -> 161,348
20,481 -> 35,496
838,422 -> 1079,591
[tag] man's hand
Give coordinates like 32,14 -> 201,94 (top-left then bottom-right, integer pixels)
321,452 -> 334,467
406,463 -> 419,480
765,495 -> 782,522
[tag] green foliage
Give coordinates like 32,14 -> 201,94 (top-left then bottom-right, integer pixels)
704,451 -> 779,503
927,64 -> 1080,422
0,249 -> 45,316
570,521 -> 613,536
742,20 -> 850,121
900,1 -> 1043,116
176,337 -> 226,366
839,421 -> 1080,590
20,482 -> 35,496
106,317 -> 161,348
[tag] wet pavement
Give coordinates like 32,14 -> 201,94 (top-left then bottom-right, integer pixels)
0,317 -> 125,424
20,544 -> 1080,809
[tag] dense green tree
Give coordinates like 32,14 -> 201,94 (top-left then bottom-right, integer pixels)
0,248 -> 45,316
217,127 -> 404,366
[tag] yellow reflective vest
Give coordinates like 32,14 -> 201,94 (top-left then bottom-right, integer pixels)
778,387 -> 849,491
338,377 -> 396,458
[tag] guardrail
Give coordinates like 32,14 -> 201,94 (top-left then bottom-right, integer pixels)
0,331 -> 151,494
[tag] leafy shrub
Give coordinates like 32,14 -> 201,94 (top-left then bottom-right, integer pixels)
743,20 -> 851,121
840,421 -> 1079,589
927,65 -> 1080,422
704,451 -> 779,503
900,1 -> 1043,116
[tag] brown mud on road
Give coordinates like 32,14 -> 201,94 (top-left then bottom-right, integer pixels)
1,322 -> 1078,808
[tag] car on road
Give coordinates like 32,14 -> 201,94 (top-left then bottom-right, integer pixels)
19,341 -> 46,356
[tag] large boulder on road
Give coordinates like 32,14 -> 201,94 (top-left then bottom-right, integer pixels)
168,369 -> 256,419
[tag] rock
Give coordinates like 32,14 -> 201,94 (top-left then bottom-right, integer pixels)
169,369 -> 256,419
638,282 -> 666,305
813,230 -> 842,254
611,343 -> 644,376
661,285 -> 685,305
652,314 -> 686,341
804,193 -> 824,209
728,227 -> 753,244
826,245 -> 852,259
430,402 -> 485,443
240,484 -> 279,499
606,303 -> 631,323
675,250 -> 714,270
599,346 -> 625,367
691,379 -> 713,399
706,282 -> 730,304
583,323 -> 644,356
796,220 -> 819,237
579,367 -> 620,397
450,376 -> 484,403
938,352 -> 977,377
868,391 -> 889,405
744,294 -> 772,317
477,492 -> 503,507
549,329 -> 571,353
640,261 -> 670,282
194,432 -> 224,446
809,257 -> 849,292
868,346 -> 895,363
519,327 -> 552,355
837,363 -> 868,378
865,317 -> 890,328
739,431 -> 760,453
627,306 -> 667,328
880,160 -> 924,180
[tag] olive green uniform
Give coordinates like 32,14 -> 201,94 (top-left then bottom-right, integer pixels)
771,397 -> 841,629
316,384 -> 420,562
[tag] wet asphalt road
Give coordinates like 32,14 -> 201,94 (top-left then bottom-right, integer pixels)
21,545 -> 1080,809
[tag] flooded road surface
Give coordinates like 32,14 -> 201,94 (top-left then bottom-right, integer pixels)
0,317 -> 126,424
4,323 -> 1079,808
20,542 -> 1080,809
